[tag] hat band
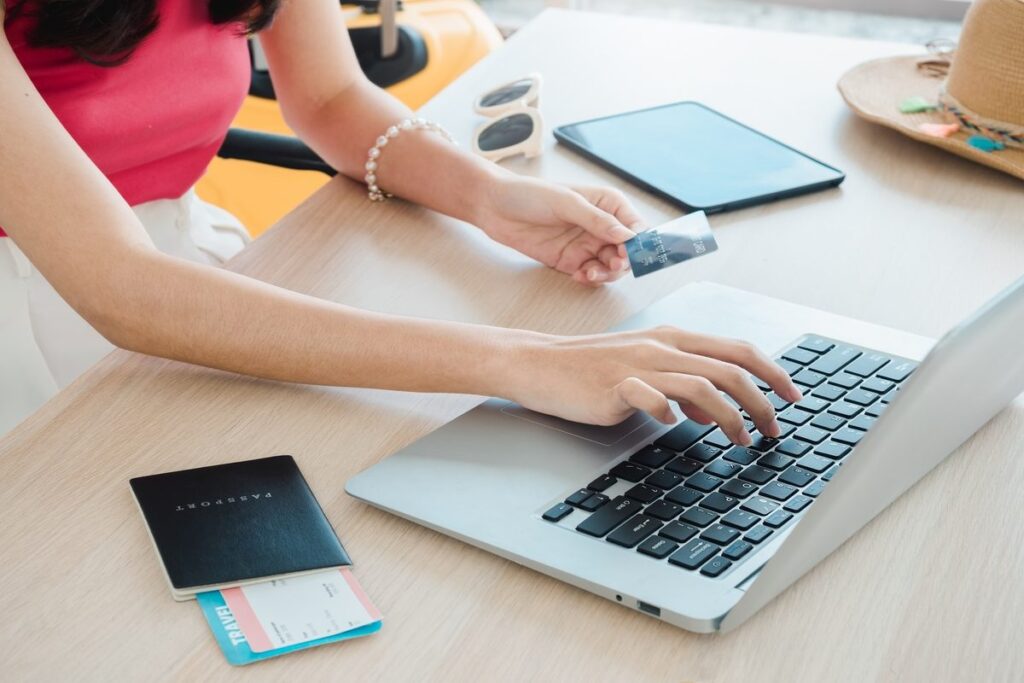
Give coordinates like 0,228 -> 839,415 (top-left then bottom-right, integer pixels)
939,86 -> 1024,148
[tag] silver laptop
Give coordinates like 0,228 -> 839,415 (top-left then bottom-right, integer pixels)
346,277 -> 1024,632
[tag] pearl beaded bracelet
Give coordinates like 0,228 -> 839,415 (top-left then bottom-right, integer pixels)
365,118 -> 457,202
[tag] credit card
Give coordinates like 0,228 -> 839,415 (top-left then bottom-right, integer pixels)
625,211 -> 717,277
197,568 -> 382,666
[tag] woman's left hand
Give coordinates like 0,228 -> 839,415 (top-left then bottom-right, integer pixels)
475,174 -> 646,286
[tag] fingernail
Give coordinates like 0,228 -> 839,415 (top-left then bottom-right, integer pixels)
766,418 -> 781,437
739,430 -> 753,446
791,388 -> 804,402
587,269 -> 597,281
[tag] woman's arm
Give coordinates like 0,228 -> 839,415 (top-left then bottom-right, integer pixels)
258,0 -> 642,286
0,21 -> 798,441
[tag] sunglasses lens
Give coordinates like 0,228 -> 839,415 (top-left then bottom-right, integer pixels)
478,113 -> 535,152
479,79 -> 533,107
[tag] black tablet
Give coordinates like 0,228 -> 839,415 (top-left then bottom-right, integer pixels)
553,101 -> 845,214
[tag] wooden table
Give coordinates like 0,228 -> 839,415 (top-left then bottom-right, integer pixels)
2,9 -> 1022,682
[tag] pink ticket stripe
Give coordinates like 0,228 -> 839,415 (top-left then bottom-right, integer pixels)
221,586 -> 275,653
340,568 -> 382,621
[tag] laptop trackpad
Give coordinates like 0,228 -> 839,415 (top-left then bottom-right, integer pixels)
500,404 -> 653,446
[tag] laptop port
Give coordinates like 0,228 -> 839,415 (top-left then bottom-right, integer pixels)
636,600 -> 661,617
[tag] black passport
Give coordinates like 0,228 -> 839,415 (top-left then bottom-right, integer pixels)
130,455 -> 350,601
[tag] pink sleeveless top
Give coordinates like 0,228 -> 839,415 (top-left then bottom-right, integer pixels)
0,1 -> 250,236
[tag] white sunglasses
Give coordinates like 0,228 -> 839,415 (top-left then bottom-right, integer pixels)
472,73 -> 545,162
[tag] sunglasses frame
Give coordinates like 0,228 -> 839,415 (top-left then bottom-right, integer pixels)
472,73 -> 545,162
473,73 -> 543,117
471,105 -> 545,162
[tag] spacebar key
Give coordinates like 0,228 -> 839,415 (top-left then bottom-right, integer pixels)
576,496 -> 643,537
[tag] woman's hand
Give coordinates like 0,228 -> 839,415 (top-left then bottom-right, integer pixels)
475,174 -> 645,286
507,326 -> 803,445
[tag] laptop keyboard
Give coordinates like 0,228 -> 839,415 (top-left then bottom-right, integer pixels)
540,335 -> 917,580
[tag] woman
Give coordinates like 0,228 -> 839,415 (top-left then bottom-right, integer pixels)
0,0 -> 800,438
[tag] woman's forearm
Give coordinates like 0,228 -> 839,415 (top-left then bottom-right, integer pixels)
100,248 -> 538,396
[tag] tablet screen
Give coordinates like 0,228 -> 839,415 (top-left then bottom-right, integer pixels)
554,102 -> 843,212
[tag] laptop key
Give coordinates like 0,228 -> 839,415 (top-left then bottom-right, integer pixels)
808,346 -> 861,375
668,539 -> 719,570
680,507 -> 718,528
849,415 -> 876,432
844,353 -> 890,377
721,509 -> 759,531
723,540 -> 754,561
684,472 -> 723,493
860,377 -> 894,394
701,524 -> 740,545
700,492 -> 739,513
827,401 -> 862,419
660,521 -> 700,544
792,369 -> 826,388
607,514 -> 663,547
565,489 -> 592,506
630,445 -> 674,469
827,373 -> 861,390
782,347 -> 818,365
794,396 -> 830,414
804,480 -> 827,497
645,500 -> 684,521
724,447 -> 760,466
757,451 -> 794,471
764,510 -> 794,528
609,462 -> 650,483
543,502 -> 573,522
810,413 -> 846,432
576,496 -> 642,537
822,465 -> 839,481
637,536 -> 679,559
625,484 -> 663,504
705,460 -> 742,479
845,389 -> 878,406
665,486 -> 704,507
796,454 -> 833,473
766,392 -> 791,411
797,337 -> 834,354
794,426 -> 829,444
748,435 -> 781,452
784,495 -> 813,513
655,421 -> 715,452
666,456 -> 703,476
700,557 -> 733,577
779,466 -> 815,488
703,430 -> 733,449
587,474 -> 616,492
833,428 -> 865,446
775,439 -> 811,457
741,496 -> 779,516
778,407 -> 812,426
646,469 -> 683,490
760,482 -> 798,502
811,384 -> 846,402
877,360 -> 917,383
777,359 -> 803,376
739,465 -> 776,485
744,525 -> 774,544
579,494 -> 610,512
684,443 -> 721,463
865,403 -> 887,418
720,479 -> 758,499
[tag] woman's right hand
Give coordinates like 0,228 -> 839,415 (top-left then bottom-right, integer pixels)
508,326 -> 803,446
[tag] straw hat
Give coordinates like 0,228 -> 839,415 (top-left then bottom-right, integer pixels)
837,0 -> 1024,181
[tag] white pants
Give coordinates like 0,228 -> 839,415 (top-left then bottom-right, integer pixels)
0,190 -> 249,436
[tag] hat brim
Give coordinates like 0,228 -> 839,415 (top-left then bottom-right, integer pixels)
838,54 -> 1024,181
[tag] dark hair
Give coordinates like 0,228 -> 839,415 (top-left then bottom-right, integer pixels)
4,0 -> 279,66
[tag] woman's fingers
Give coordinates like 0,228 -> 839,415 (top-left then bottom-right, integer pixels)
571,185 -> 646,231
679,354 -> 781,437
614,377 -> 676,424
652,374 -> 751,446
597,243 -> 629,273
661,328 -> 803,403
556,191 -> 636,243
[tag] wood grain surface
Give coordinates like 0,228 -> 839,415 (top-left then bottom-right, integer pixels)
1,10 -> 1022,682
